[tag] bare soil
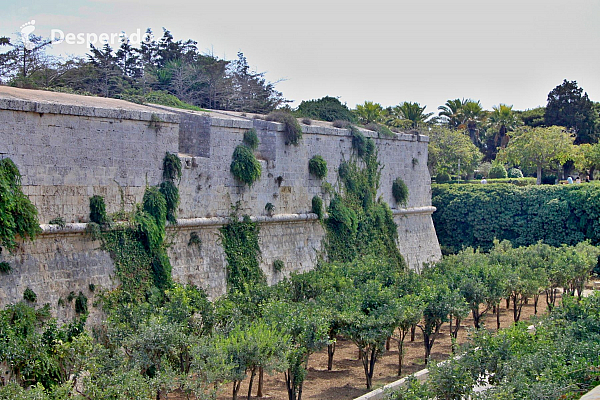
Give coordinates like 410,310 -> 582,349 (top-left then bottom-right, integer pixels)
174,298 -> 551,400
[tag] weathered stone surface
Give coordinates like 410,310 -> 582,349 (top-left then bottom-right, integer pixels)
0,88 -> 441,322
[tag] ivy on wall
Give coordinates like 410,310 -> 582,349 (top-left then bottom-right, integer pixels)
324,131 -> 405,269
220,205 -> 266,293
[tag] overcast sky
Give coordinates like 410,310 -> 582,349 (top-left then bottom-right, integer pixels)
2,0 -> 599,114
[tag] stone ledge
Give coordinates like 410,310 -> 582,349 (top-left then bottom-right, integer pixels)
37,207 -> 436,235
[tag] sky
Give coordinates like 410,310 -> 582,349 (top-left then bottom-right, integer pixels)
2,0 -> 600,114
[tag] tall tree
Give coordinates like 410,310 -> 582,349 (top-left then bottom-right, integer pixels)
545,80 -> 597,144
427,127 -> 482,177
458,100 -> 486,148
497,126 -> 575,184
486,104 -> 520,161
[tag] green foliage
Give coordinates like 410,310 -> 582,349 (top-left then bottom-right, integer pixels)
295,96 -> 355,122
23,288 -> 37,302
427,126 -> 482,177
89,195 -> 107,224
308,155 -> 328,179
325,144 -> 404,269
488,164 -> 507,179
436,171 -> 450,183
88,283 -> 95,292
243,128 -> 259,150
48,217 -> 66,227
264,202 -> 275,216
350,125 -> 368,158
273,259 -> 284,272
230,145 -> 262,185
162,152 -> 182,182
392,177 -> 409,206
142,186 -> 167,228
432,183 -> 600,254
354,101 -> 383,124
267,111 -> 303,145
0,261 -> 11,273
159,180 -> 179,224
74,292 -> 88,314
188,231 -> 202,250
518,106 -> 546,128
311,195 -> 323,220
545,79 -> 597,144
220,209 -> 265,292
507,167 -> 523,178
119,89 -> 207,111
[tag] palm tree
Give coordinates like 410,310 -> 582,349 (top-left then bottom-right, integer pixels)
437,98 -> 465,128
458,100 -> 486,148
393,102 -> 433,128
488,104 -> 519,148
354,101 -> 383,124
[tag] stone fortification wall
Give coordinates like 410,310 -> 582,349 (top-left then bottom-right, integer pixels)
0,87 -> 441,320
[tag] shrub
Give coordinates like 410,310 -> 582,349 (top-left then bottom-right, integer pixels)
230,145 -> 262,185
507,167 -> 524,178
89,195 -> 107,224
542,174 -> 557,185
273,259 -> 284,272
312,195 -> 323,219
48,217 -> 66,227
23,287 -> 37,302
436,171 -> 450,183
295,96 -> 355,122
163,152 -> 182,182
266,111 -> 302,145
301,118 -> 312,125
188,231 -> 202,250
88,283 -> 95,292
308,155 -> 328,179
332,120 -> 351,128
265,202 -> 275,215
243,128 -> 259,150
432,183 -> 600,254
159,180 -> 179,224
143,186 -> 167,228
75,292 -> 88,314
488,164 -> 508,179
0,261 -> 11,273
392,177 -> 409,206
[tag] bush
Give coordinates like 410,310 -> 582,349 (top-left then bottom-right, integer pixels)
542,175 -> 557,185
265,202 -> 275,215
308,155 -> 328,179
266,111 -> 302,145
295,96 -> 355,122
507,167 -> 524,178
488,164 -> 508,179
23,287 -> 37,302
392,177 -> 409,206
273,259 -> 284,272
0,261 -> 10,273
432,183 -> 600,254
436,171 -> 450,183
75,292 -> 88,314
89,195 -> 107,224
332,120 -> 351,128
243,128 -> 259,150
48,217 -> 66,227
230,145 -> 262,185
312,195 -> 323,219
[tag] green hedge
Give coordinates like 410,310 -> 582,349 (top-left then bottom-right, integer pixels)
432,183 -> 600,254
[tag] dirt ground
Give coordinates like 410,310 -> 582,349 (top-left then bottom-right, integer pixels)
197,297 -> 551,400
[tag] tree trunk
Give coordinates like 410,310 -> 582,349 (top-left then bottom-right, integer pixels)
496,303 -> 501,330
257,367 -> 264,397
537,165 -> 542,185
410,324 -> 416,342
327,342 -> 336,371
247,367 -> 257,400
233,380 -> 241,400
534,294 -> 539,314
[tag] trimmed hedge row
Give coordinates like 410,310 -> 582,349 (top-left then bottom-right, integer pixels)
432,183 -> 600,254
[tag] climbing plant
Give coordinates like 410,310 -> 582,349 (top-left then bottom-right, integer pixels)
161,152 -> 182,224
392,177 -> 409,206
308,155 -> 328,179
220,206 -> 266,292
89,195 -> 107,224
0,158 -> 41,252
230,145 -> 262,186
243,128 -> 260,150
266,111 -> 303,145
325,139 -> 404,268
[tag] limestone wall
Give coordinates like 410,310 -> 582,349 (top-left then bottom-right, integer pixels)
0,87 -> 441,320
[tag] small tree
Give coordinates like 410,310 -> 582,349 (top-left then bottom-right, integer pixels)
497,126 -> 575,185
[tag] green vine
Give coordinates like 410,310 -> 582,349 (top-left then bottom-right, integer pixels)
243,128 -> 260,150
311,195 -> 323,220
267,111 -> 303,145
0,158 -> 41,253
89,195 -> 107,224
325,141 -> 404,269
220,205 -> 265,293
392,177 -> 409,206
